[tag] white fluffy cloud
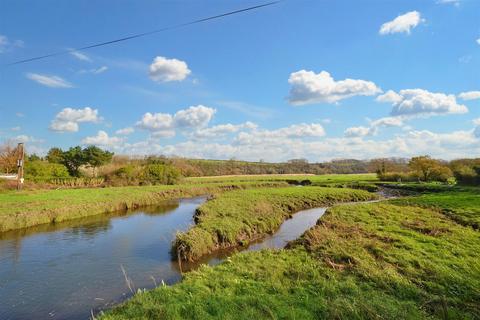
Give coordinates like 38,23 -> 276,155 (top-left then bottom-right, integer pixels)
192,122 -> 257,140
49,107 -> 100,132
235,123 -> 326,145
173,105 -> 216,128
136,105 -> 216,138
82,131 -> 124,147
118,128 -> 479,162
377,89 -> 468,117
344,126 -> 374,138
136,112 -> 173,131
287,70 -> 381,105
477,38 -> 480,45
149,56 -> 191,82
344,116 -> 404,138
115,127 -> 135,135
458,91 -> 480,101
370,116 -> 404,127
26,73 -> 73,88
379,11 -> 424,35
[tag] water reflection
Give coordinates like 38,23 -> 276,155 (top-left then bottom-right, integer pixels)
0,198 -> 329,320
0,197 -> 201,320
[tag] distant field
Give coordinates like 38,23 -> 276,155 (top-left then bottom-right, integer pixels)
186,173 -> 378,184
390,186 -> 480,229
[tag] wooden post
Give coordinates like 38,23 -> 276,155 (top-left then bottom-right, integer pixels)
16,143 -> 24,191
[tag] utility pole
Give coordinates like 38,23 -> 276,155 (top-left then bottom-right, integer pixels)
16,143 -> 24,190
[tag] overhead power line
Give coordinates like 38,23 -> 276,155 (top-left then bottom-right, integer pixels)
7,1 -> 281,66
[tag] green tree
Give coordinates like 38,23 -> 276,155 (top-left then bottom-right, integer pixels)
46,147 -> 64,164
62,146 -> 86,177
409,156 -> 441,182
83,145 -> 113,177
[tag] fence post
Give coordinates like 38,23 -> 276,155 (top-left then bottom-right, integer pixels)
16,143 -> 24,191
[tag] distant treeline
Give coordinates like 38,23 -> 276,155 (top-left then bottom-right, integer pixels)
1,141 -> 479,188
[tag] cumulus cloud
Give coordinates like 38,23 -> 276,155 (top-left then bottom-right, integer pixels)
379,11 -> 424,35
377,89 -> 468,117
344,126 -> 375,138
118,128 -> 479,162
344,116 -> 404,138
477,38 -> 480,45
26,73 -> 73,88
192,122 -> 257,140
370,116 -> 404,127
136,105 -> 216,138
458,91 -> 480,101
13,135 -> 44,144
173,105 -> 216,128
376,90 -> 403,104
149,56 -> 191,82
115,127 -> 134,135
82,131 -> 124,147
49,107 -> 100,132
235,123 -> 326,145
287,70 -> 381,105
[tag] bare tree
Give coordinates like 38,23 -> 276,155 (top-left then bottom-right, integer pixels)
0,141 -> 18,174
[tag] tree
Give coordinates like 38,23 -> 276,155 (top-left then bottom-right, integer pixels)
408,156 -> 440,182
62,146 -> 86,177
83,145 -> 113,177
46,147 -> 64,164
0,142 -> 18,174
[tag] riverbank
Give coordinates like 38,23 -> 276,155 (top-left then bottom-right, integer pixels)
0,181 -> 287,232
101,192 -> 480,319
174,187 -> 377,262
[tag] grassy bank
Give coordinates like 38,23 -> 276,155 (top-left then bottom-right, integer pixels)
0,181 -> 287,232
102,200 -> 480,319
174,187 -> 377,262
388,185 -> 480,229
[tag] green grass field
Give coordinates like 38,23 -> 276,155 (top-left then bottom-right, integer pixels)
0,180 -> 287,232
388,185 -> 480,229
101,199 -> 480,320
175,186 -> 377,261
0,173 -> 377,232
186,173 -> 377,184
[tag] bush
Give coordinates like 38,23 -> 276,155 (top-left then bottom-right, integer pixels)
25,161 -> 70,179
451,164 -> 478,185
430,165 -> 454,183
378,172 -> 418,182
141,164 -> 181,185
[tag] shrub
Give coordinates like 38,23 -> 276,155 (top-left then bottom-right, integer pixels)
141,164 -> 181,185
25,161 -> 70,179
378,171 -> 418,182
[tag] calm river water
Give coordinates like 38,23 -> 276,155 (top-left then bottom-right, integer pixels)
0,197 -> 328,320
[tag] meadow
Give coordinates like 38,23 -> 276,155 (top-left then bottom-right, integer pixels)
175,186 -> 377,261
1,172 -> 478,319
0,180 -> 288,232
0,173 -> 377,232
101,186 -> 480,320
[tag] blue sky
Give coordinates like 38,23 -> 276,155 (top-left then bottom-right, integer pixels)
1,0 -> 479,161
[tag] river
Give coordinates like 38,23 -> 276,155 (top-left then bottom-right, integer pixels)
0,196 -> 330,320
